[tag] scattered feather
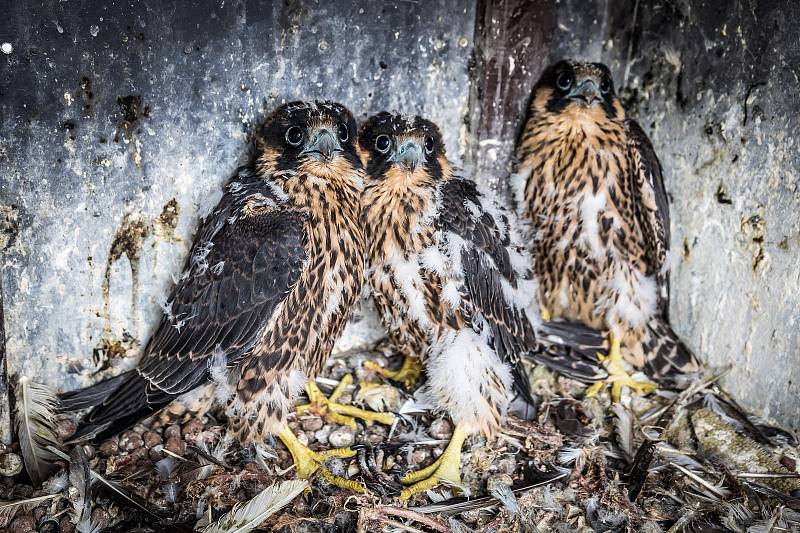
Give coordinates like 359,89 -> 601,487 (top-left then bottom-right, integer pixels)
612,403 -> 635,462
202,479 -> 307,533
14,376 -> 61,485
48,446 -> 161,520
69,446 -> 100,533
0,494 -> 61,528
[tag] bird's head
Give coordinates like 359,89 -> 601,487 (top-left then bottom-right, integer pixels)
256,100 -> 362,182
530,60 -> 625,121
358,112 -> 450,191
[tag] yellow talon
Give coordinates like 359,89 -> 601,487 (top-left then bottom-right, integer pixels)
363,355 -> 423,389
277,426 -> 364,493
400,425 -> 467,501
540,306 -> 552,321
296,375 -> 394,428
585,333 -> 656,402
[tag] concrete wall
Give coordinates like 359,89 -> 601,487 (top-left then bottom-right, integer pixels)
1,0 -> 798,439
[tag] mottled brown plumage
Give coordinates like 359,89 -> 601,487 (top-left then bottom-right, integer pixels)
514,60 -> 700,393
61,102 -> 379,490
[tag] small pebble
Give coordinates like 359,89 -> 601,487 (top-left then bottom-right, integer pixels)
497,457 -> 516,475
410,448 -> 431,465
143,431 -> 163,448
429,418 -> 453,439
82,444 -> 96,460
164,424 -> 182,440
327,457 -> 346,476
90,507 -> 111,530
119,430 -> 144,452
301,416 -> 324,432
314,426 -> 331,445
9,515 -> 35,533
182,419 -> 203,436
366,431 -> 384,445
132,423 -> 148,435
54,415 -> 78,440
297,432 -> 309,446
0,452 -> 23,476
59,516 -> 76,533
328,427 -> 354,448
165,436 -> 185,455
487,473 -> 514,492
98,439 -> 118,458
149,447 -> 164,462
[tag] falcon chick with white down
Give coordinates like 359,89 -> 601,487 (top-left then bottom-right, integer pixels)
358,112 -> 605,500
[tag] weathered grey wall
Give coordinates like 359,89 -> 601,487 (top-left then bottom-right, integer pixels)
0,0 -> 477,440
551,0 -> 800,425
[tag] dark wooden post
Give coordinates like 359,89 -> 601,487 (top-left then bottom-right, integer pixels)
467,0 -> 555,199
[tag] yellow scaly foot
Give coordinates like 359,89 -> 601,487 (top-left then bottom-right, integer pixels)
585,332 -> 656,402
296,375 -> 394,428
363,355 -> 423,389
540,306 -> 552,321
277,425 -> 364,493
400,425 -> 468,501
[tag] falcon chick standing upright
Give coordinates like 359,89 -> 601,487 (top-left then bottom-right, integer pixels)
515,60 -> 701,401
359,112 -> 605,500
61,101 -> 391,491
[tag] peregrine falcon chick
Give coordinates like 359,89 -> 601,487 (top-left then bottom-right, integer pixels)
514,60 -> 701,401
61,101 -> 392,492
359,112 -> 604,500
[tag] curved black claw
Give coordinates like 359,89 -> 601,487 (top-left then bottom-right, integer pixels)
356,445 -> 403,497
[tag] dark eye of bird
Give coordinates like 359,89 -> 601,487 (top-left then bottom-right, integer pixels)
285,126 -> 303,146
424,136 -> 434,154
600,77 -> 611,94
336,122 -> 349,143
556,71 -> 574,91
375,134 -> 391,153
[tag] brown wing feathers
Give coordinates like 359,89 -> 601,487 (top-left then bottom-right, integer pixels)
63,167 -> 307,441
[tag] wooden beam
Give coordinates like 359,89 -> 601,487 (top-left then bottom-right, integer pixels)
467,0 -> 555,199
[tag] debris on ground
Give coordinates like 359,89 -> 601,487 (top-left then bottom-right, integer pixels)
2,335 -> 799,533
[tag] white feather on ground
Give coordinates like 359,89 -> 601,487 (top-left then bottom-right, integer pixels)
611,403 -> 635,463
202,479 -> 307,533
14,376 -> 61,485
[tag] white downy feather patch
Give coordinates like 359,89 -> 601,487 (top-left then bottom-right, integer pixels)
578,192 -> 608,258
509,167 -> 532,214
423,328 -> 513,434
604,266 -> 658,330
386,247 -> 432,328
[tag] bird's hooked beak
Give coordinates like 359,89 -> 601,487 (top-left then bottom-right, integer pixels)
303,126 -> 341,162
391,139 -> 424,171
568,76 -> 602,106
